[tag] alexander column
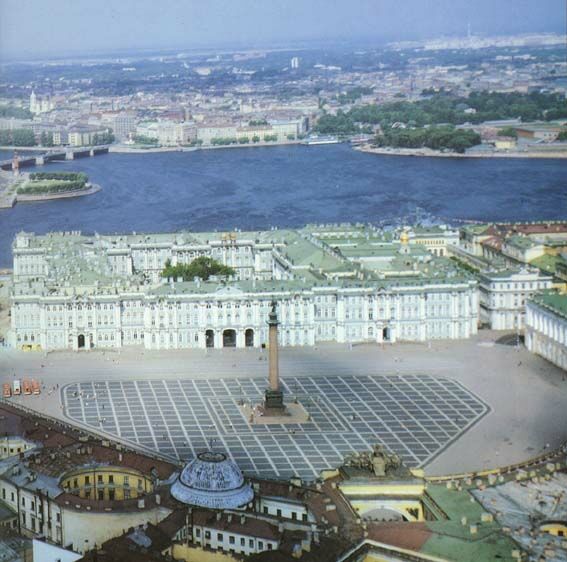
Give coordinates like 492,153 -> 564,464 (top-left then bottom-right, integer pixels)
263,300 -> 285,413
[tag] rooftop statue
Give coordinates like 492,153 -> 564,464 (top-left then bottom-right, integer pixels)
343,444 -> 408,478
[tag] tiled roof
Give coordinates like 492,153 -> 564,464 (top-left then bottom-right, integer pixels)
366,521 -> 432,551
191,508 -> 281,541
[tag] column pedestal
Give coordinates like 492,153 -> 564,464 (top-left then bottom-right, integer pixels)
264,388 -> 285,413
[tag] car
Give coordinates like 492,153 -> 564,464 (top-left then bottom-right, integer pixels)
23,379 -> 32,395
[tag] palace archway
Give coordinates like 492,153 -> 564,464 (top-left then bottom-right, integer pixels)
205,330 -> 215,348
245,329 -> 254,347
223,329 -> 236,348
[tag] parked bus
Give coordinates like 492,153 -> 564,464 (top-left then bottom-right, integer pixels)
2,383 -> 11,398
32,380 -> 41,395
12,380 -> 21,395
23,379 -> 32,395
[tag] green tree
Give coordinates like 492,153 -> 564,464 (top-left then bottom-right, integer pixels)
557,130 -> 567,142
91,131 -> 115,145
0,105 -> 33,119
497,127 -> 518,138
161,257 -> 235,281
133,135 -> 158,145
314,110 -> 357,135
12,129 -> 36,146
252,135 -> 260,143
374,125 -> 480,153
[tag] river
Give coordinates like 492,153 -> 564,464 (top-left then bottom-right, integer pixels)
0,144 -> 565,267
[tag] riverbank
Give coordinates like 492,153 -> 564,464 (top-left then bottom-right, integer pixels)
16,182 -> 101,202
356,144 -> 567,159
0,146 -> 43,153
110,138 -> 306,153
109,145 -> 195,154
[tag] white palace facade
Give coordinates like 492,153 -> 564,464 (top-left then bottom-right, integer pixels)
525,292 -> 567,371
9,226 -> 479,351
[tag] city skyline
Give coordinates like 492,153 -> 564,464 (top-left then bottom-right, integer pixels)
0,0 -> 565,60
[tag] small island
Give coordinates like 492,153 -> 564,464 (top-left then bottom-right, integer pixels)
0,171 -> 100,208
16,171 -> 100,202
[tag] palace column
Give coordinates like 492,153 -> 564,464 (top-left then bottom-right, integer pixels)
268,305 -> 279,391
264,301 -> 285,412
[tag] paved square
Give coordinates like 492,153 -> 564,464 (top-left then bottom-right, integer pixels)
62,374 -> 488,480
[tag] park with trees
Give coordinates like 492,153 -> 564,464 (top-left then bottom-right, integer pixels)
0,128 -> 36,146
313,91 -> 567,152
374,126 -> 481,153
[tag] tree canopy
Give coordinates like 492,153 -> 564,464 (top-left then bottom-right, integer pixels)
497,127 -> 518,138
161,256 -> 236,281
374,126 -> 481,154
313,91 -> 567,136
0,105 -> 33,120
0,128 -> 36,146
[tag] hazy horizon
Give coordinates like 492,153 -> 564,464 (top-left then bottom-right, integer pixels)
0,0 -> 565,62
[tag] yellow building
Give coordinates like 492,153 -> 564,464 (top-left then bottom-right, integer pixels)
340,477 -> 427,522
61,465 -> 154,502
539,520 -> 567,538
494,138 -> 517,151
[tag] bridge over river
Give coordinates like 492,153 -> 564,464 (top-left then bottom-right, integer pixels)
0,145 -> 109,171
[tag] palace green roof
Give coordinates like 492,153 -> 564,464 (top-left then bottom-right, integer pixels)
529,291 -> 567,319
421,485 -> 517,562
530,253 -> 567,275
461,223 -> 490,236
12,226 -> 477,297
505,235 -> 537,250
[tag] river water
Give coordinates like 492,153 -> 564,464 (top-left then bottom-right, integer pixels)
0,144 -> 565,267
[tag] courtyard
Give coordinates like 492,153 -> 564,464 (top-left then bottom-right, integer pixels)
62,374 -> 488,480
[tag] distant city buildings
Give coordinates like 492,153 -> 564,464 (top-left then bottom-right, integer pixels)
195,117 -> 307,146
0,36 -> 561,156
135,120 -> 196,145
29,90 -> 54,114
110,113 -> 137,141
68,126 -> 111,146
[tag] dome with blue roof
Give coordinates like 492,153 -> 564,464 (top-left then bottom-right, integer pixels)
171,451 -> 253,509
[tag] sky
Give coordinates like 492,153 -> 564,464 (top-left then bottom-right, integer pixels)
0,0 -> 565,59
